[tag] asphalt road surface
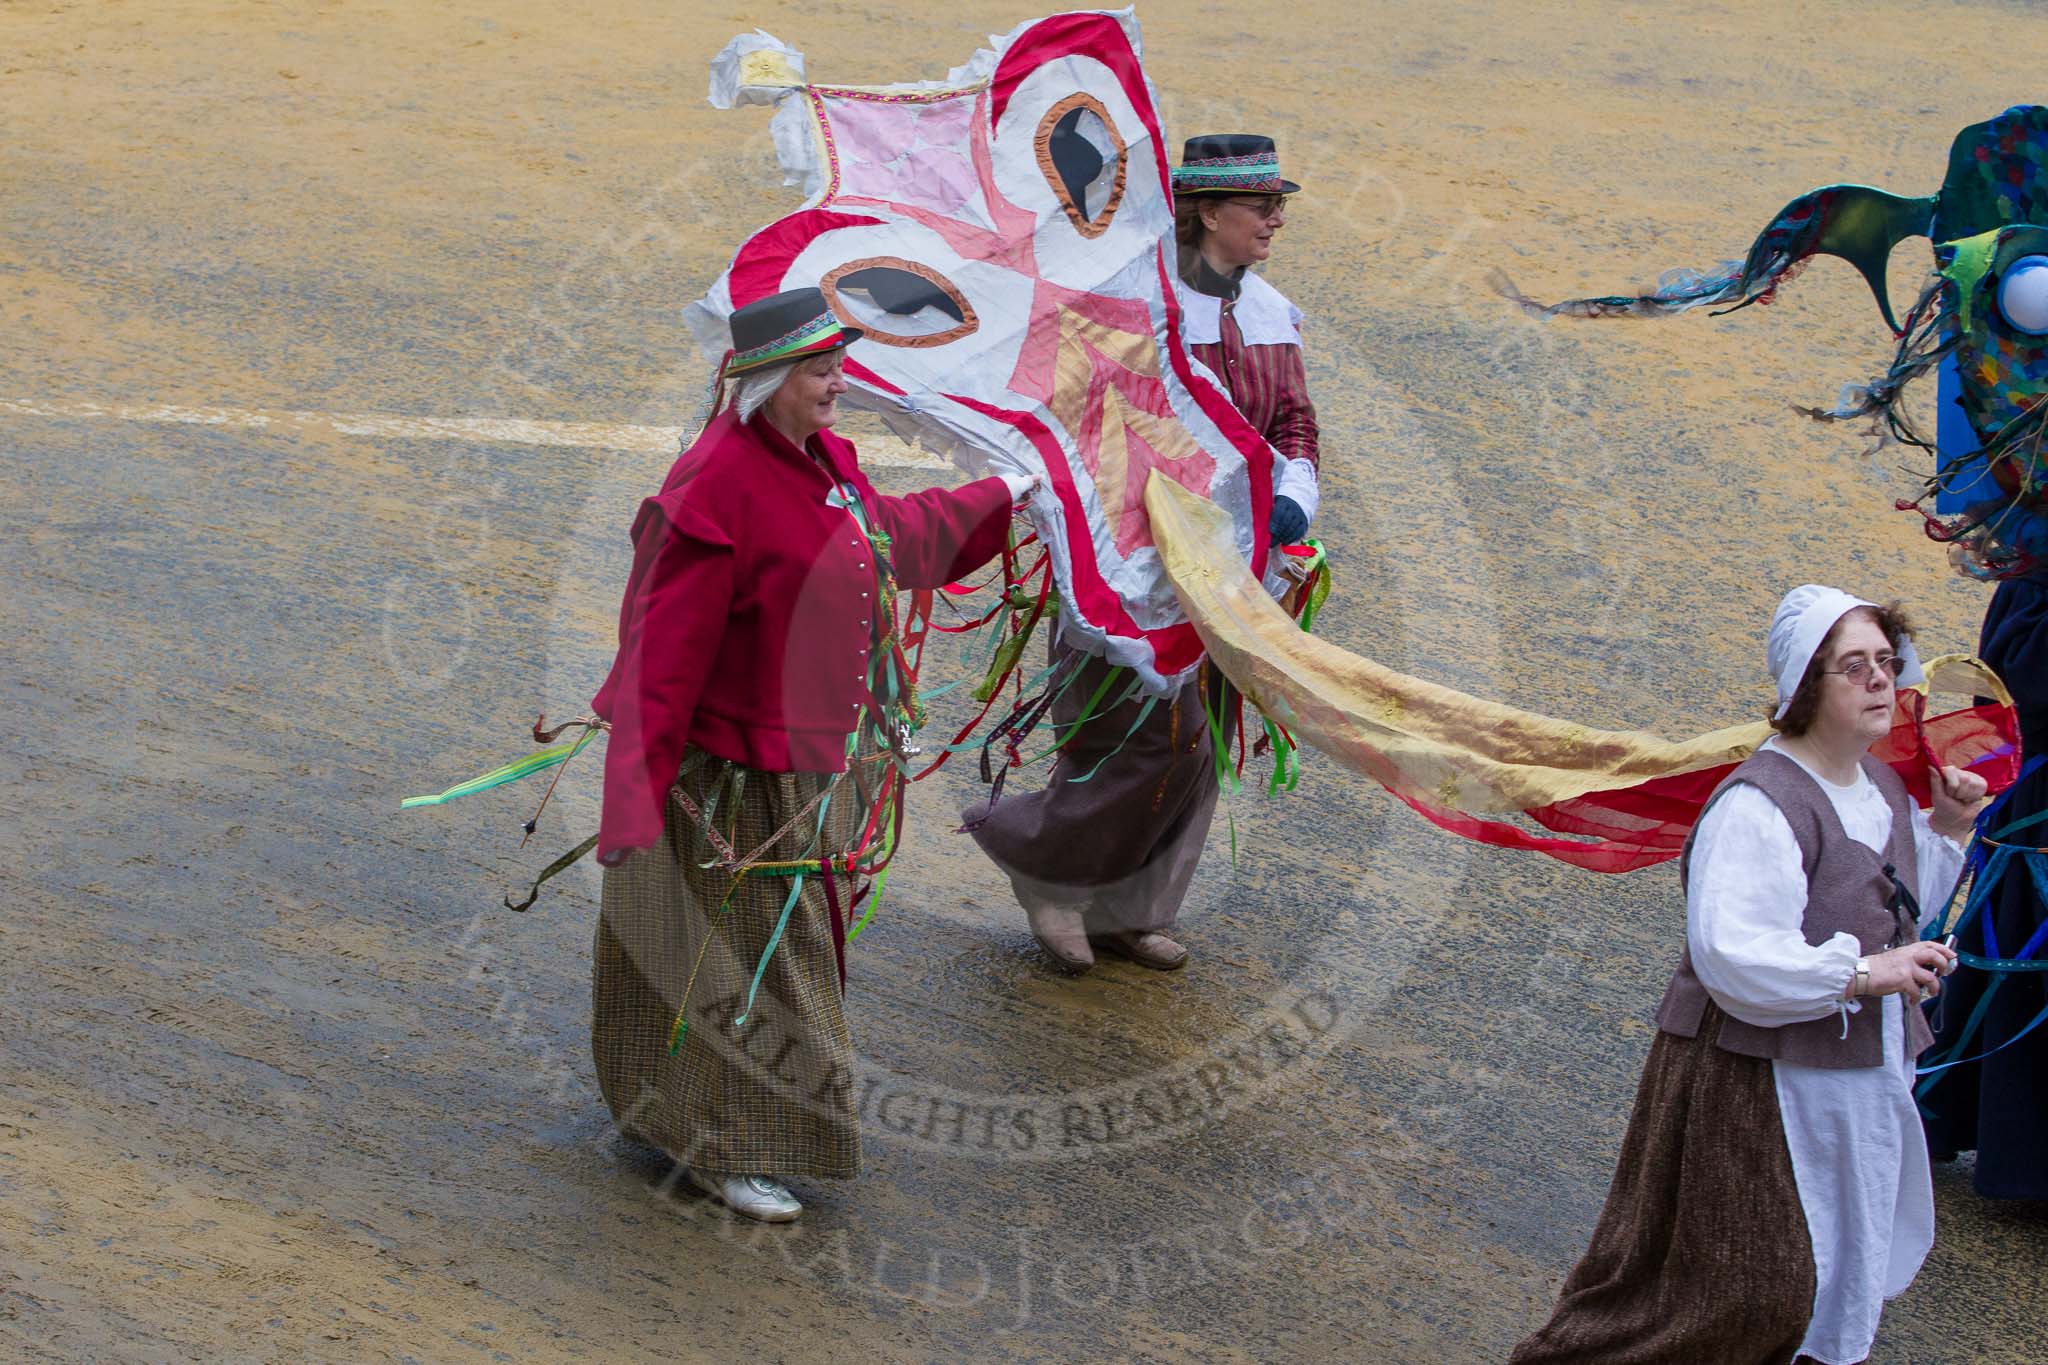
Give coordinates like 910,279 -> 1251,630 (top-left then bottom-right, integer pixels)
4,1 -> 2043,1360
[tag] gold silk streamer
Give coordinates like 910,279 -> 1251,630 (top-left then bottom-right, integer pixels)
1144,477 -> 2009,813
1924,653 -> 2013,708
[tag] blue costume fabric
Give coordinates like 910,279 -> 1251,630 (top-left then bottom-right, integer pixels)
1921,575 -> 2048,1198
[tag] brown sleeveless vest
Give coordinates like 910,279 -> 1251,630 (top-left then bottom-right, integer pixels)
1656,748 -> 1935,1069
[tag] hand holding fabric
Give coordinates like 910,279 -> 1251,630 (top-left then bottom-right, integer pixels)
1268,494 -> 1308,546
1928,763 -> 1989,841
1000,471 -> 1041,501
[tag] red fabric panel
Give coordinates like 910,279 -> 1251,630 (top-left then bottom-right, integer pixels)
991,14 -> 1155,165
1393,789 -> 1679,874
1868,698 -> 2022,805
943,391 -> 1206,677
846,357 -> 905,397
727,210 -> 885,309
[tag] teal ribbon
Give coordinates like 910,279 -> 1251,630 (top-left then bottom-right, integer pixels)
733,872 -> 805,1029
1917,991 -> 2048,1081
1915,786 -> 2048,1096
731,782 -> 838,1028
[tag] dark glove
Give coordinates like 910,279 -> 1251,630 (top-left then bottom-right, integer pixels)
1268,495 -> 1308,546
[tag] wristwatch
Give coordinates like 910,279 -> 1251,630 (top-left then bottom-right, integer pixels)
1851,957 -> 1872,1000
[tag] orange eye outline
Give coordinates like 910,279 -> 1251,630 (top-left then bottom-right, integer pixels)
1035,92 -> 1126,239
819,256 -> 980,349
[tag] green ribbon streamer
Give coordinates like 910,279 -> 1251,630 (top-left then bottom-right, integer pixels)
502,832 -> 599,912
401,729 -> 597,808
1294,540 -> 1332,633
1262,717 -> 1301,796
1203,680 -> 1240,798
846,865 -> 889,942
975,629 -> 1035,703
1066,694 -> 1158,785
1014,662 -> 1124,765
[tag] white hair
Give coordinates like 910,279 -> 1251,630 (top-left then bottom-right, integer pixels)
731,360 -> 796,424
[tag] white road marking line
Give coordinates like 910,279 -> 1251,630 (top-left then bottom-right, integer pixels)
0,396 -> 948,468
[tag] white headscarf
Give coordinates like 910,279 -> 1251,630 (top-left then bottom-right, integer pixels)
1767,584 -> 1925,719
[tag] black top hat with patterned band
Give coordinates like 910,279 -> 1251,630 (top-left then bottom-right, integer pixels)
724,287 -> 863,376
1171,133 -> 1301,196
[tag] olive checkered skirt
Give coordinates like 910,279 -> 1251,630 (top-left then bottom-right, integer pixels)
592,748 -> 870,1178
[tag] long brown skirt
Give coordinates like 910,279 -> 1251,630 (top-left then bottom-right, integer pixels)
1510,1006 -> 1816,1365
592,748 -> 871,1179
964,643 -> 1228,935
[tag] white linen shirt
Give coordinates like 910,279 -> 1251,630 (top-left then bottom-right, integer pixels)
1686,739 -> 1961,1026
1683,737 -> 1964,1364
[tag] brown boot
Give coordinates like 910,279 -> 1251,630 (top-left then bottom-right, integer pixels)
1090,930 -> 1189,971
1024,902 -> 1094,972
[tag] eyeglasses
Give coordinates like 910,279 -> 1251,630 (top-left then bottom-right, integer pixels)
1819,654 -> 1905,686
1221,195 -> 1288,218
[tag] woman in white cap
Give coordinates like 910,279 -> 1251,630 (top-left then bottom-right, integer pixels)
1513,586 -> 1986,1365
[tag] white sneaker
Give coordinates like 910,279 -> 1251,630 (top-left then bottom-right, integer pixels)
691,1170 -> 802,1222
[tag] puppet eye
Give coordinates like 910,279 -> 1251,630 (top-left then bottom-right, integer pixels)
1035,93 -> 1126,238
1996,256 -> 2048,335
821,258 -> 979,348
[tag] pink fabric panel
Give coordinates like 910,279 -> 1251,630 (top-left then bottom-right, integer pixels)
830,95 -> 980,218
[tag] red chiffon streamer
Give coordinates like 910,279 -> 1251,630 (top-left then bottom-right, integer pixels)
1401,696 -> 2023,874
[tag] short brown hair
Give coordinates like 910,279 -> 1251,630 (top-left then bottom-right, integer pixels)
1769,602 -> 1915,737
1174,196 -> 1212,280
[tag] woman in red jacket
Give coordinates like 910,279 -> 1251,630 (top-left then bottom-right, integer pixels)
591,288 -> 1033,1222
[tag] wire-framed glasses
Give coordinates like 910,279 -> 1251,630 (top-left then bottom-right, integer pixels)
1222,194 -> 1288,218
1820,654 -> 1905,686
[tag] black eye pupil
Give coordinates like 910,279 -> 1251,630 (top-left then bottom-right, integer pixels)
1048,108 -> 1106,212
835,267 -> 964,322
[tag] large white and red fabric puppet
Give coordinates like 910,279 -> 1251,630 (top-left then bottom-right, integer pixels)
671,9 -> 2023,873
689,10 -> 1282,696
401,17 -> 2023,887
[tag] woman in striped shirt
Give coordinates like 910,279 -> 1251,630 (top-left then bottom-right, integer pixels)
965,134 -> 1321,975
1171,132 -> 1320,547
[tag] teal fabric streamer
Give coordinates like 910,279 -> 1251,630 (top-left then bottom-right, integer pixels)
1915,793 -> 2048,1096
733,871 -> 805,1029
1917,992 -> 2048,1081
732,782 -> 837,1028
